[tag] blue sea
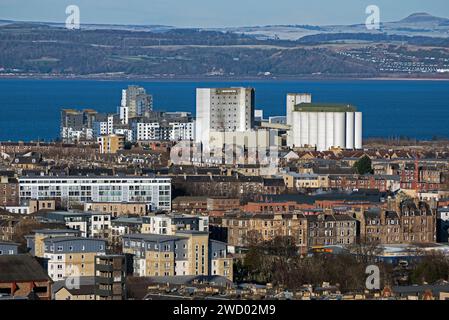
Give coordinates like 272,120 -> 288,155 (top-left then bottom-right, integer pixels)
0,79 -> 448,141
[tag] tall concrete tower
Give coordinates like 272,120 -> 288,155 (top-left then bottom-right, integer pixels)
286,93 -> 312,146
195,87 -> 255,147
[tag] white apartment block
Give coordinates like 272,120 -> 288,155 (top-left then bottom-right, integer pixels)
113,128 -> 133,142
61,127 -> 93,142
195,87 -> 255,147
132,122 -> 195,142
19,176 -> 171,211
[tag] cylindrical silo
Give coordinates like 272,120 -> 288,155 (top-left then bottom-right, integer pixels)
292,112 -> 302,147
345,112 -> 354,149
300,112 -> 309,147
325,112 -> 334,150
308,112 -> 318,148
317,112 -> 326,151
334,112 -> 345,148
355,112 -> 363,149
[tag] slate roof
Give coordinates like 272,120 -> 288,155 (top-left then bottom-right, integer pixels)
0,254 -> 51,283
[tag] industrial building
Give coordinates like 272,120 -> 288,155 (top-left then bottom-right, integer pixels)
288,103 -> 362,152
195,87 -> 255,148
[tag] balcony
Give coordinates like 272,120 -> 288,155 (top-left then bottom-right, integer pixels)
96,276 -> 114,285
96,264 -> 113,272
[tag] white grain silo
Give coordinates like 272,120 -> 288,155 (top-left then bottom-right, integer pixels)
334,112 -> 346,148
300,110 -> 309,146
325,112 -> 334,150
292,111 -> 302,147
289,103 -> 361,151
354,112 -> 363,149
345,112 -> 355,149
317,112 -> 327,151
309,112 -> 318,147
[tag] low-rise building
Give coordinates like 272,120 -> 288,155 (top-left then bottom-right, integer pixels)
52,276 -> 96,300
0,254 -> 52,300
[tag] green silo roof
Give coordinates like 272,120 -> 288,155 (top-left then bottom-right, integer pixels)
293,103 -> 357,112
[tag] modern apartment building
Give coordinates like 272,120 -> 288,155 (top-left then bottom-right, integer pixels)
119,85 -> 153,122
195,87 -> 255,147
141,212 -> 209,235
19,176 -> 171,211
95,255 -> 127,300
132,121 -> 195,141
26,229 -> 81,258
97,134 -> 125,154
122,231 -> 233,281
43,211 -> 112,238
43,237 -> 107,281
60,109 -> 97,142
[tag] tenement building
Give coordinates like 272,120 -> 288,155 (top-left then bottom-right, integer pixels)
359,200 -> 436,244
306,214 -> 357,246
217,211 -> 308,251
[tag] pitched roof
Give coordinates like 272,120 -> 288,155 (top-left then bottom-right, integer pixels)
0,254 -> 51,283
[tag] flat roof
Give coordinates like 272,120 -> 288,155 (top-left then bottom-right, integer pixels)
124,233 -> 182,242
19,176 -> 171,180
294,103 -> 357,112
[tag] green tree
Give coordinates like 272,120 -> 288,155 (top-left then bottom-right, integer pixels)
354,155 -> 373,175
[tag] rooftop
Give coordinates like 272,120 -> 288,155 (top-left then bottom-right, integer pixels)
294,103 -> 358,113
0,254 -> 51,282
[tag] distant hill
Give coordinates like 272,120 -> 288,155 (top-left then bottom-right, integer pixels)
399,12 -> 449,24
0,13 -> 449,79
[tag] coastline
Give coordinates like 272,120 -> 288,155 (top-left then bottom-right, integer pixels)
1,74 -> 449,82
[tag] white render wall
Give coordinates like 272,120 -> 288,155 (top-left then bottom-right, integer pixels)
345,112 -> 354,149
196,88 -> 254,148
290,111 -> 362,151
354,112 -> 363,149
286,93 -> 312,146
334,113 -> 346,148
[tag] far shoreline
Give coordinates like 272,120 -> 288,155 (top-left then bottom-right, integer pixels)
1,74 -> 449,82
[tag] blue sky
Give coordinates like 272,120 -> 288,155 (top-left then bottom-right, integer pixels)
1,0 -> 448,27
